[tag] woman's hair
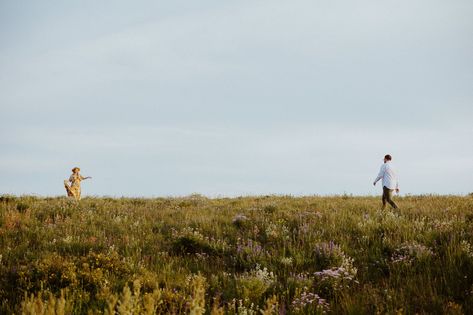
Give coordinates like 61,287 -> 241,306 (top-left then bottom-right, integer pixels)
384,154 -> 392,161
72,167 -> 80,173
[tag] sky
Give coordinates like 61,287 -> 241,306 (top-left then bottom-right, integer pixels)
1,0 -> 472,197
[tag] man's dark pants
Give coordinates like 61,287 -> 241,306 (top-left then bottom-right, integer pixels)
382,186 -> 398,209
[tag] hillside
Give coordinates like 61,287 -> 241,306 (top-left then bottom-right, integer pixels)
1,195 -> 472,314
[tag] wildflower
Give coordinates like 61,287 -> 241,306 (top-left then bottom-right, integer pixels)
460,240 -> 473,259
314,251 -> 358,290
314,241 -> 340,257
232,214 -> 248,227
391,241 -> 434,264
313,241 -> 346,269
280,257 -> 293,267
291,272 -> 311,282
195,252 -> 209,260
236,238 -> 264,258
299,223 -> 310,234
291,287 -> 330,313
251,264 -> 276,286
231,299 -> 259,315
236,265 -> 276,302
265,223 -> 279,239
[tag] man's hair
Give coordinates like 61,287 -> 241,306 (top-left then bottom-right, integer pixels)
384,154 -> 392,161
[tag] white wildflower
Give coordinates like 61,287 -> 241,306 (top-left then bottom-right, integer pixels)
280,257 -> 293,266
460,240 -> 473,258
232,214 -> 248,226
391,241 -> 434,264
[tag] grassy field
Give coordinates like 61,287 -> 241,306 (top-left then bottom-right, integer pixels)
1,194 -> 473,314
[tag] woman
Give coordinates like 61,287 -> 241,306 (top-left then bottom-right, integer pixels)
64,167 -> 92,201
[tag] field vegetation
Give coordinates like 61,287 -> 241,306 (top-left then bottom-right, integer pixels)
1,194 -> 473,314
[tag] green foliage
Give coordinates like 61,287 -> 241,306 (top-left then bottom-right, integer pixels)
236,264 -> 275,302
16,202 -> 30,213
1,195 -> 473,313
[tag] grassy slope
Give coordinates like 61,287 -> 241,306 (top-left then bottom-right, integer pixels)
1,195 -> 473,314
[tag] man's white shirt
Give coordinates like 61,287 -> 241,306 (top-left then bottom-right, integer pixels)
374,162 -> 399,190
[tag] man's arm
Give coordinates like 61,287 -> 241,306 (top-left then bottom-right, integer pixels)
81,176 -> 92,180
373,165 -> 384,186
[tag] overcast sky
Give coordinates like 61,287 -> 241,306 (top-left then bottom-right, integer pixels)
1,0 -> 472,197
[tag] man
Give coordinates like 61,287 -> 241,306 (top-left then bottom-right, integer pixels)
373,154 -> 399,209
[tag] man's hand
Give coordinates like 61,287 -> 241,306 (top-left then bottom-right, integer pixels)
373,182 -> 376,186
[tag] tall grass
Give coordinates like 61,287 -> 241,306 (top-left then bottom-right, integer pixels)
1,194 -> 472,314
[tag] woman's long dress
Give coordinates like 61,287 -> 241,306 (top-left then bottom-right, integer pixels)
64,173 -> 84,200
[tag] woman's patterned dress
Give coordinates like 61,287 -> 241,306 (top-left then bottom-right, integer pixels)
64,173 -> 85,200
